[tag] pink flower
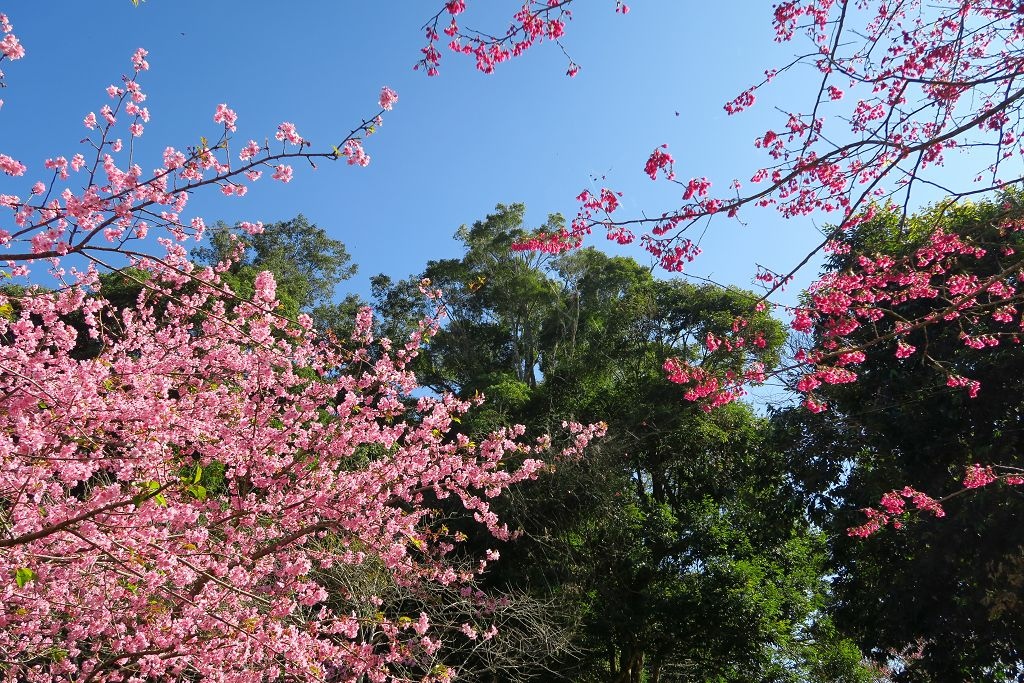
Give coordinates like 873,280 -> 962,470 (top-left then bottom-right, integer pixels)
963,464 -> 997,489
125,102 -> 150,122
274,122 -> 304,145
644,145 -> 675,180
83,112 -> 97,130
253,270 -> 277,302
341,139 -> 370,167
947,374 -> 981,398
272,164 -> 293,183
0,153 -> 26,176
238,221 -> 264,235
44,156 -> 68,179
131,47 -> 149,71
213,103 -> 238,132
803,395 -> 828,413
895,340 -> 916,358
162,147 -> 186,170
239,139 -> 261,161
378,86 -> 398,111
879,491 -> 905,514
0,33 -> 25,60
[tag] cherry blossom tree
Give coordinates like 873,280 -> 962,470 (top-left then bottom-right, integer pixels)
0,13 -> 605,681
422,1 -> 1024,532
422,1 -> 1024,400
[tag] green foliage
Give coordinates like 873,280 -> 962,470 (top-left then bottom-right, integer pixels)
777,192 -> 1024,682
14,567 -> 35,589
372,203 -> 872,682
192,214 -> 357,325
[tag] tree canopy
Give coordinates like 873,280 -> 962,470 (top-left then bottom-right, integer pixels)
776,194 -> 1024,681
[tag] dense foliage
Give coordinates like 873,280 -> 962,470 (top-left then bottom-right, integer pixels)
372,204 -> 873,682
776,194 -> 1024,681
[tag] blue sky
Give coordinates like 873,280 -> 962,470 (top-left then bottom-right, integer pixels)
3,2 -> 847,305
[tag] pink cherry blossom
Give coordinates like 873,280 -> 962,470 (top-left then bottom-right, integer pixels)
379,85 -> 399,111
272,164 -> 293,183
213,102 -> 237,132
274,121 -> 304,145
0,153 -> 26,176
131,46 -> 149,71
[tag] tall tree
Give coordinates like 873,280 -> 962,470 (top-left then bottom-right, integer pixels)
372,203 -> 563,396
374,205 -> 874,682
776,194 -> 1024,681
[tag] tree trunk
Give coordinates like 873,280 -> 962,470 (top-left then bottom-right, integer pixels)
630,651 -> 643,683
613,650 -> 644,683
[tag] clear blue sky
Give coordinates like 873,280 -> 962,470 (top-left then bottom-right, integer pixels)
2,2 -> 845,304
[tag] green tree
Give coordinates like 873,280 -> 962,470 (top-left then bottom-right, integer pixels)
192,214 -> 359,328
374,204 -> 874,682
776,194 -> 1024,682
372,203 -> 563,397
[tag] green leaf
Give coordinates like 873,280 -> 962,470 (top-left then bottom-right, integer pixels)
15,567 -> 35,588
135,480 -> 166,506
193,465 -> 203,484
187,484 -> 207,501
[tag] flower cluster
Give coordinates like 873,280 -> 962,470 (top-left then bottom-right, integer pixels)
848,465 -> 1024,537
848,487 -> 946,538
0,45 -> 395,268
0,25 -> 601,679
418,1 -> 627,77
0,263 -> 599,680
